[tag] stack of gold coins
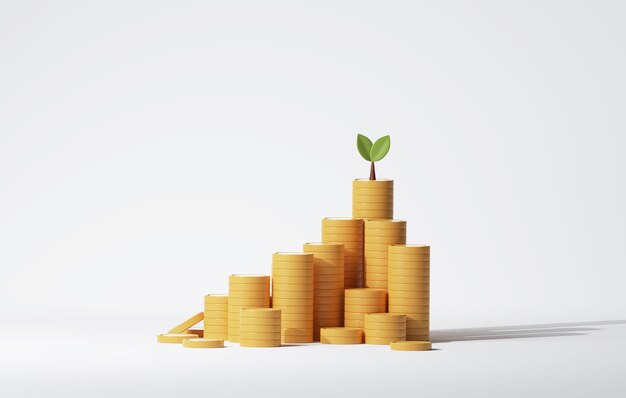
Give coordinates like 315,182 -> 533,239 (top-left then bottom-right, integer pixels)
344,288 -> 387,328
321,217 -> 364,288
388,245 -> 430,341
239,308 -> 282,347
364,219 -> 407,289
352,179 -> 394,220
303,242 -> 345,341
320,327 -> 363,344
364,313 -> 406,345
227,275 -> 271,343
272,253 -> 314,343
204,294 -> 228,340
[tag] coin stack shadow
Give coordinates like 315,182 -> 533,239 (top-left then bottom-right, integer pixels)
321,217 -> 364,288
227,275 -> 270,343
344,288 -> 387,329
388,245 -> 430,341
271,253 -> 314,343
364,313 -> 406,345
303,242 -> 345,341
364,219 -> 407,289
352,178 -> 394,220
204,294 -> 228,340
239,308 -> 282,348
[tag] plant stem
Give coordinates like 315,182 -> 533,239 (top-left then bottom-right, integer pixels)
369,162 -> 376,180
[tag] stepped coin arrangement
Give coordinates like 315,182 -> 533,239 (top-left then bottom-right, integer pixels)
157,136 -> 433,352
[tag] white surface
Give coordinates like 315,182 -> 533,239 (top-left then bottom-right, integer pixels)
1,1 -> 625,396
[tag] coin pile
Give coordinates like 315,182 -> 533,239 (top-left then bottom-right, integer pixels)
320,327 -> 363,344
204,294 -> 228,340
388,245 -> 430,341
352,179 -> 394,220
303,242 -> 345,341
364,313 -> 406,345
364,219 -> 407,289
344,288 -> 387,328
239,308 -> 282,347
272,253 -> 314,343
227,275 -> 270,342
321,217 -> 364,288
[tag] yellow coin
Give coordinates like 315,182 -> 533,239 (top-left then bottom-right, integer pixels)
227,290 -> 269,299
387,290 -> 429,299
364,250 -> 389,259
239,331 -> 282,340
229,274 -> 270,284
388,275 -> 429,284
396,313 -> 430,321
321,327 -> 363,337
314,266 -> 344,275
321,226 -> 363,235
314,283 -> 345,291
352,191 -> 394,200
364,313 -> 405,323
390,341 -> 432,351
364,329 -> 406,338
353,202 -> 394,211
345,288 -> 386,298
240,308 -> 281,317
352,195 -> 394,204
272,290 -> 312,299
228,297 -> 271,307
271,276 -> 313,284
204,332 -> 228,340
365,272 -> 388,281
272,297 -> 314,307
365,219 -> 406,229
204,326 -> 228,334
362,228 -> 406,237
339,242 -> 364,250
365,336 -> 404,345
272,252 -> 314,262
272,283 -> 314,292
388,268 -> 430,277
320,336 -> 363,344
282,335 -> 314,343
240,339 -> 281,348
239,317 -> 281,326
389,244 -> 430,254
204,294 -> 228,303
303,242 -> 345,252
272,268 -> 314,277
344,322 -> 364,329
314,311 -> 344,319
315,273 -> 343,283
344,252 -> 364,261
157,333 -> 199,344
388,304 -> 429,313
239,324 -> 280,333
322,217 -> 364,227
388,259 -> 430,268
364,236 -> 407,244
364,322 -> 406,331
167,312 -> 204,334
277,307 -> 314,315
282,320 -> 313,329
314,288 -> 344,297
365,281 -> 387,289
203,304 -> 228,313
345,304 -> 386,313
365,242 -> 404,252
314,296 -> 344,304
353,178 -> 393,187
388,254 -> 431,262
203,312 -> 227,321
309,253 -> 345,261
387,282 -> 429,292
314,319 -> 344,327
364,265 -> 388,274
182,338 -> 224,348
388,297 -> 429,306
353,210 -> 394,219
345,297 -> 386,306
228,283 -> 270,292
364,259 -> 388,268
184,328 -> 204,337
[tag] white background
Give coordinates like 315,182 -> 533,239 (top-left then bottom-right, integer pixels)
1,1 -> 625,397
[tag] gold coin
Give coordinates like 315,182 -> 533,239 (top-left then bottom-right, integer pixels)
345,288 -> 386,298
353,202 -> 394,211
352,191 -> 394,199
364,259 -> 389,268
204,326 -> 228,334
203,310 -> 228,319
282,321 -> 313,329
364,329 -> 406,338
272,297 -> 314,307
282,335 -> 314,343
229,274 -> 270,284
315,275 -> 344,284
388,268 -> 430,277
389,244 -> 430,254
276,306 -> 314,315
228,283 -> 270,292
345,304 -> 386,313
364,322 -> 406,331
272,268 -> 314,277
314,288 -> 344,297
240,339 -> 281,347
390,341 -> 432,351
239,318 -> 281,326
365,242 -> 405,252
314,318 -> 344,326
364,313 -> 405,323
203,304 -> 228,313
339,242 -> 365,250
280,313 -> 314,322
365,336 -> 404,345
365,236 -> 407,245
345,297 -> 386,306
240,308 -> 281,317
364,250 -> 389,259
157,333 -> 198,344
365,272 -> 388,281
167,312 -> 204,334
321,226 -> 363,235
320,336 -> 362,344
362,228 -> 406,237
184,328 -> 204,337
405,320 -> 430,328
364,265 -> 388,273
388,259 -> 430,268
314,266 -> 344,275
303,242 -> 345,252
314,311 -> 344,320
365,281 -> 387,289
320,327 -> 362,337
387,282 -> 429,291
272,252 -> 314,262
352,195 -> 394,204
314,283 -> 345,291
321,233 -> 362,242
314,296 -> 344,304
282,327 -> 314,335
271,276 -> 313,284
388,254 -> 431,262
227,290 -> 269,299
406,327 -> 430,334
387,290 -> 429,299
182,338 -> 224,348
397,313 -> 430,321
204,332 -> 228,340
322,217 -> 364,227
388,297 -> 429,306
388,275 -> 429,284
352,210 -> 394,219
272,283 -> 314,292
272,290 -> 311,299
353,178 -> 394,187
228,298 -> 271,307
204,294 -> 228,303
344,319 -> 364,327
309,253 -> 345,261
239,331 -> 282,340
388,304 -> 429,313
365,219 -> 406,229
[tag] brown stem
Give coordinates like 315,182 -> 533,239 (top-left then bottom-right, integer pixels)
369,162 -> 376,180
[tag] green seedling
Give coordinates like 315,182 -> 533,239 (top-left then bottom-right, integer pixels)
356,134 -> 391,180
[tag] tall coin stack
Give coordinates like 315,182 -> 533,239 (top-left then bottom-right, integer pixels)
271,253 -> 314,343
239,308 -> 282,348
388,245 -> 430,341
321,217 -> 364,288
352,179 -> 394,220
204,294 -> 228,340
364,313 -> 406,345
227,275 -> 271,343
344,288 -> 387,329
364,219 -> 407,289
303,242 -> 345,341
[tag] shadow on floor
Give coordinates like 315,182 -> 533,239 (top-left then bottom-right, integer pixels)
430,319 -> 626,343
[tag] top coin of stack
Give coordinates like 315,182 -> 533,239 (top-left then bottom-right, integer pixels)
227,275 -> 271,343
364,219 -> 407,289
239,308 -> 282,348
204,294 -> 228,340
352,179 -> 394,220
321,217 -> 364,288
387,245 -> 430,341
271,253 -> 314,343
303,242 -> 345,341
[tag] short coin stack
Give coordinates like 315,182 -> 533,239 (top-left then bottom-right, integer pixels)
321,217 -> 364,288
344,288 -> 387,328
364,219 -> 407,289
320,327 -> 363,344
272,253 -> 314,343
364,313 -> 406,345
239,308 -> 282,347
204,294 -> 228,340
388,245 -> 430,341
227,275 -> 271,343
352,178 -> 394,220
303,242 -> 345,341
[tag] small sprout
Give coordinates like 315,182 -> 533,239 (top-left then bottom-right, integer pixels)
356,134 -> 391,180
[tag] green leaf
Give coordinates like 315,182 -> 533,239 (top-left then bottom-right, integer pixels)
356,134 -> 373,161
370,135 -> 391,162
